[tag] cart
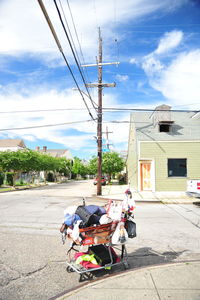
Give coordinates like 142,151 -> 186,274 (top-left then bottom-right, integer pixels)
62,221 -> 129,282
60,198 -> 136,282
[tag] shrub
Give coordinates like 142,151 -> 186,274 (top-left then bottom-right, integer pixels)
47,172 -> 55,182
0,173 -> 4,186
6,172 -> 15,186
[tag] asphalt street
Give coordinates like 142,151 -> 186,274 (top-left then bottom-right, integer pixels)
0,181 -> 200,300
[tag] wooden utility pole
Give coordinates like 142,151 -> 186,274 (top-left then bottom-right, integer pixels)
83,28 -> 119,195
102,126 -> 113,151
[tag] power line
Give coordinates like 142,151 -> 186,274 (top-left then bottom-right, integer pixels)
0,119 -> 94,132
0,108 -> 96,114
102,107 -> 200,113
0,108 -> 93,114
53,0 -> 98,111
58,0 -> 82,67
65,0 -> 93,91
37,0 -> 96,120
130,30 -> 200,34
1,106 -> 199,115
131,24 -> 200,28
1,118 -> 199,132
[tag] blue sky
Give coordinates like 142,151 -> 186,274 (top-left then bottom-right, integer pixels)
0,0 -> 200,159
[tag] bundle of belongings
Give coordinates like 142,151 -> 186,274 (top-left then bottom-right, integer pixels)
74,244 -> 120,269
60,190 -> 137,247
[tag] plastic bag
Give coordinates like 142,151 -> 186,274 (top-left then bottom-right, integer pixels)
122,191 -> 136,213
107,201 -> 123,221
125,217 -> 136,238
99,214 -> 112,225
111,222 -> 128,244
71,220 -> 82,243
64,205 -> 78,216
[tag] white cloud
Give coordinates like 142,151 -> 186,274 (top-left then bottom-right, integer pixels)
154,50 -> 200,104
142,30 -> 183,76
116,74 -> 129,82
130,57 -> 137,64
155,30 -> 183,55
0,88 -> 131,152
142,55 -> 164,75
140,29 -> 200,108
141,28 -> 200,107
0,88 -> 97,149
0,0 -> 186,62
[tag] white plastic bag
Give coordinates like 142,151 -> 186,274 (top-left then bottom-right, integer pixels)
107,201 -> 123,221
64,205 -> 78,216
112,221 -> 128,244
122,194 -> 136,213
99,214 -> 112,224
71,220 -> 82,243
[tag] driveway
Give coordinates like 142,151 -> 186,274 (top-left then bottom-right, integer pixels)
0,181 -> 200,300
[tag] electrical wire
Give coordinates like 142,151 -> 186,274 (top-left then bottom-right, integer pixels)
1,107 -> 199,114
0,108 -> 93,114
0,119 -> 94,132
65,0 -> 93,92
102,107 -> 200,113
130,24 -> 200,28
58,0 -> 82,68
1,119 -> 200,132
37,0 -> 96,121
53,0 -> 98,111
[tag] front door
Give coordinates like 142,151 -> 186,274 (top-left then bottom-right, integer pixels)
140,162 -> 152,191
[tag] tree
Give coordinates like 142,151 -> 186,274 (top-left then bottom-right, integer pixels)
0,150 -> 71,185
102,152 -> 124,181
87,156 -> 97,175
87,151 -> 125,181
72,157 -> 88,178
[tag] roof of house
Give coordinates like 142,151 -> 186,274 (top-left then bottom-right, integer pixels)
0,139 -> 26,148
130,111 -> 200,141
36,147 -> 73,159
44,149 -> 71,158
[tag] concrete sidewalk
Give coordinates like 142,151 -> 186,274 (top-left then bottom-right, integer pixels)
53,261 -> 200,300
99,183 -> 200,204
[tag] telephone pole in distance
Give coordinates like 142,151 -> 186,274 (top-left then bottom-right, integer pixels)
83,28 -> 119,195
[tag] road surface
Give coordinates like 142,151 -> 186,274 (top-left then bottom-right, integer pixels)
0,181 -> 200,300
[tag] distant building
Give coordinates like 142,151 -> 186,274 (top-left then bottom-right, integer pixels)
119,150 -> 128,161
35,146 -> 73,160
126,104 -> 200,192
0,139 -> 26,151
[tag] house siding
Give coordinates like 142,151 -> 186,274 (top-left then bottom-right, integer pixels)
140,141 -> 200,191
126,121 -> 138,190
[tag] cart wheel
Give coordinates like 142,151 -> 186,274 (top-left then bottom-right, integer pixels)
79,274 -> 84,282
66,266 -> 75,273
123,261 -> 129,270
79,273 -> 94,282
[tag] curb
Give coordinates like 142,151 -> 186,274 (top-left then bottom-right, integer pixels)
49,260 -> 200,300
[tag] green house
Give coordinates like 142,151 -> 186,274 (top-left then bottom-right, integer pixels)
126,104 -> 200,192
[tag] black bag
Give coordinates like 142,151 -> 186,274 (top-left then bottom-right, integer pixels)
89,245 -> 117,266
125,219 -> 136,238
75,205 -> 98,227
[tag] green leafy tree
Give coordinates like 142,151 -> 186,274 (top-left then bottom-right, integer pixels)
72,157 -> 88,178
102,152 -> 124,180
87,151 -> 124,182
87,156 -> 97,175
0,150 -> 71,185
55,157 -> 71,177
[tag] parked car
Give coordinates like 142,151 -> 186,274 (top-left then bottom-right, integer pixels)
93,176 -> 106,185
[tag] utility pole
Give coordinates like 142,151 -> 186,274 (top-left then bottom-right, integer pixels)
102,126 -> 113,151
83,28 -> 119,195
97,28 -> 103,196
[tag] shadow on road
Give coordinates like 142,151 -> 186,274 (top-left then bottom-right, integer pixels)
68,246 -> 186,283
